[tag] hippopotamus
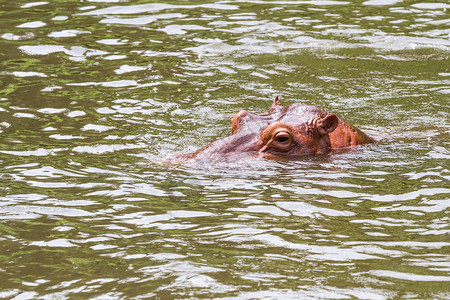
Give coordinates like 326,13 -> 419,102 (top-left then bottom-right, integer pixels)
168,97 -> 374,163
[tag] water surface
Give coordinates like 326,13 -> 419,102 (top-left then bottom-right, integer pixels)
0,0 -> 449,299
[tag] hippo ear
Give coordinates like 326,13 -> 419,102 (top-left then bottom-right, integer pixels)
270,96 -> 281,112
317,113 -> 339,135
271,96 -> 281,108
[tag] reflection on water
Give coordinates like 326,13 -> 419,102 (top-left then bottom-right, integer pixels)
0,0 -> 449,298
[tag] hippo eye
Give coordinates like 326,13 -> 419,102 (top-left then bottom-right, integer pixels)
259,122 -> 294,154
275,136 -> 289,143
271,131 -> 293,151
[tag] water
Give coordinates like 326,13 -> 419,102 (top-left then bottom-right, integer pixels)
0,0 -> 449,299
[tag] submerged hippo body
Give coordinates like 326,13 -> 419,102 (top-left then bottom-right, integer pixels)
171,97 -> 374,163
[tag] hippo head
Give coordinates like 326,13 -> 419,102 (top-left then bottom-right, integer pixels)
179,97 -> 343,163
232,96 -> 339,159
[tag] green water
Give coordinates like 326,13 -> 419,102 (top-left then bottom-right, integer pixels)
0,0 -> 449,299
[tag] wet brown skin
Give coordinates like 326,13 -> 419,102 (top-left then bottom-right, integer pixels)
170,97 -> 374,163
